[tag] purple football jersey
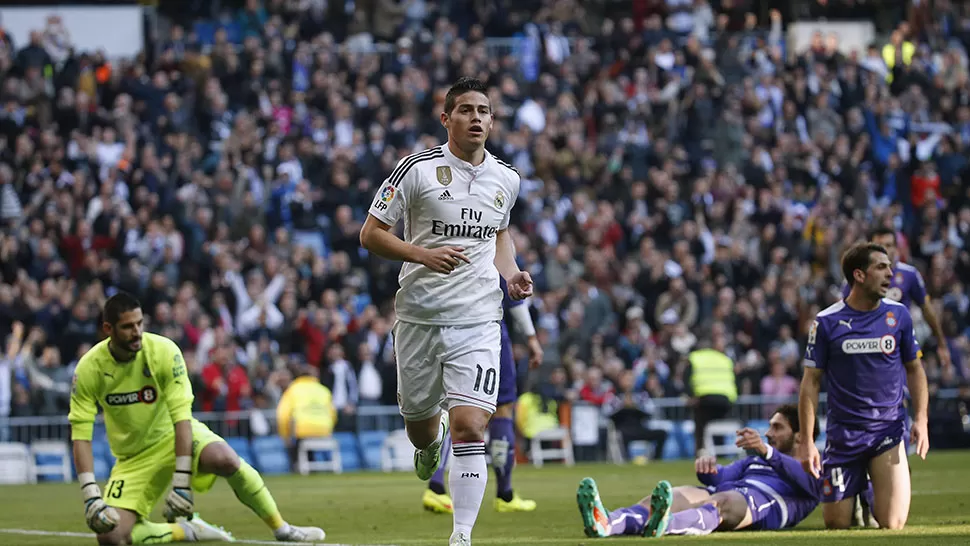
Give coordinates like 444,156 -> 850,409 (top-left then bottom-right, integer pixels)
805,299 -> 920,427
696,447 -> 821,529
840,262 -> 927,308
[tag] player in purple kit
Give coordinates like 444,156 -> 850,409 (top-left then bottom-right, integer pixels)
799,242 -> 930,530
576,405 -> 822,538
840,228 -> 950,369
422,277 -> 543,514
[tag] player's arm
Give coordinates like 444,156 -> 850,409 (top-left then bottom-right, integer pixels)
68,365 -> 120,534
158,341 -> 196,519
919,295 -> 950,369
359,168 -> 468,273
695,457 -> 748,486
762,445 -> 823,498
798,318 -> 826,476
901,313 -> 930,458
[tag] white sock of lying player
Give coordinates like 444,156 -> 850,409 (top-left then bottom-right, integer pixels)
449,441 -> 487,539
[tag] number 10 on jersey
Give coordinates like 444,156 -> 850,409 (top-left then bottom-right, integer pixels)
473,364 -> 496,395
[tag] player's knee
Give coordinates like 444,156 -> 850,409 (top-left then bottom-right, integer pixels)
449,407 -> 489,443
97,530 -> 130,546
710,493 -> 744,528
876,514 -> 906,530
202,442 -> 241,476
823,511 -> 853,530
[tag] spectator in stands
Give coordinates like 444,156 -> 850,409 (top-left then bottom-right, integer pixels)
602,370 -> 669,461
276,364 -> 336,465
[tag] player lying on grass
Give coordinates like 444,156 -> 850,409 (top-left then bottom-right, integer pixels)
69,292 -> 325,545
576,404 -> 822,537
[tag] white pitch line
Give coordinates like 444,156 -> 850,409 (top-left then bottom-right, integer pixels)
0,528 -> 398,546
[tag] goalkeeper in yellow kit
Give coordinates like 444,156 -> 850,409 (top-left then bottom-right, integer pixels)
69,292 -> 326,544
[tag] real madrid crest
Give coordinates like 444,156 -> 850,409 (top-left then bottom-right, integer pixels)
494,191 -> 506,209
436,166 -> 453,186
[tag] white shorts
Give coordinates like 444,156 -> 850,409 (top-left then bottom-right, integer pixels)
392,320 -> 501,421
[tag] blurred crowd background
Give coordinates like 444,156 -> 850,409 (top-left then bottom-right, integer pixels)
2,0 -> 970,450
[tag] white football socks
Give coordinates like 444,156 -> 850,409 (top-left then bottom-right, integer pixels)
449,441 -> 487,539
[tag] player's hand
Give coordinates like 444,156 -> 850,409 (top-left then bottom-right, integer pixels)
84,497 -> 120,534
526,336 -> 543,369
507,271 -> 534,300
163,459 -> 194,521
79,477 -> 119,534
695,454 -> 718,474
735,427 -> 768,457
911,418 -> 930,460
797,438 -> 822,478
419,245 -> 470,274
937,344 -> 953,372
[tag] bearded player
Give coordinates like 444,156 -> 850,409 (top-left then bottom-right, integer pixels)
70,292 -> 325,544
576,405 -> 822,538
799,243 -> 930,530
423,277 -> 543,514
360,76 -> 531,546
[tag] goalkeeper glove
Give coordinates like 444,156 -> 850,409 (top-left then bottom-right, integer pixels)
79,472 -> 120,534
163,456 -> 195,522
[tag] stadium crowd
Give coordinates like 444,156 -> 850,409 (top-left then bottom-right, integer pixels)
2,0 -> 970,440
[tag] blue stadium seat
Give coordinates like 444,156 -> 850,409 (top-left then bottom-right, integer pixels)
674,422 -> 696,460
226,437 -> 254,466
332,432 -> 361,472
251,436 -> 290,474
357,431 -> 387,470
661,436 -> 682,460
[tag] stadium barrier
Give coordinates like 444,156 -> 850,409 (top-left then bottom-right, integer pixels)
0,391 -> 964,484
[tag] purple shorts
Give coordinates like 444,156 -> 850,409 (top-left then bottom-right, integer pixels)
708,482 -> 787,530
496,322 -> 517,406
821,419 -> 904,503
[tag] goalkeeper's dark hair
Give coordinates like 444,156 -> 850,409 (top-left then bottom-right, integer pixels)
773,403 -> 819,441
444,77 -> 488,114
866,226 -> 896,243
840,242 -> 888,288
103,291 -> 142,325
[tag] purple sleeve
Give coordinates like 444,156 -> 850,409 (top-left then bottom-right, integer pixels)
900,309 -> 920,362
762,446 -> 822,499
910,270 -> 928,304
501,276 -> 524,309
804,318 -> 828,370
697,458 -> 750,487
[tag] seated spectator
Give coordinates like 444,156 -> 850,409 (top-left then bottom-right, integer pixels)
602,370 -> 669,461
276,365 -> 336,465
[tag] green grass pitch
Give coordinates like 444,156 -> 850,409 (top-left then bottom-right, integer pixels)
1,451 -> 968,545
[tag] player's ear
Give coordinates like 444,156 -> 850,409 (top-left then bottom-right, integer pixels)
440,110 -> 449,128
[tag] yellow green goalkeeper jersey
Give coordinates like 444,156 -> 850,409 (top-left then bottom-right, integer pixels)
69,332 -> 193,458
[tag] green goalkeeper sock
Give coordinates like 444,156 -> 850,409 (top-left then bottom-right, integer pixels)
226,460 -> 286,531
130,520 -> 184,543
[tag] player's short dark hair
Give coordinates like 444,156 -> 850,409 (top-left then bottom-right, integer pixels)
444,77 -> 488,114
866,226 -> 896,243
773,403 -> 819,441
103,292 -> 142,325
841,242 -> 888,288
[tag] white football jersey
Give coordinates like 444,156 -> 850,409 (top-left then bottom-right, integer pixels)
368,144 -> 520,326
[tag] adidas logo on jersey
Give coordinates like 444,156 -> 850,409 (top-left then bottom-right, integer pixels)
438,190 -> 453,201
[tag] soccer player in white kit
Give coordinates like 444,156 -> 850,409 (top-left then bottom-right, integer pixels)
359,77 -> 532,546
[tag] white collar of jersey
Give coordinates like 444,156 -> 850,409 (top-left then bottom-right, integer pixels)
441,142 -> 490,174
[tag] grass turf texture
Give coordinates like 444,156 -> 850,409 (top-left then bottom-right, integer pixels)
0,451 -> 968,545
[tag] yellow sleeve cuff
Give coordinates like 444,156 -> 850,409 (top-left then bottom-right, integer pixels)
71,422 -> 94,442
